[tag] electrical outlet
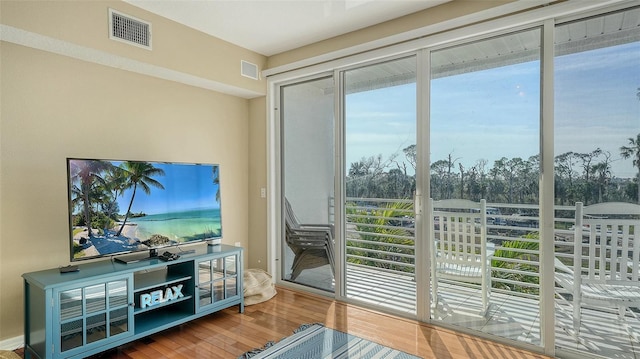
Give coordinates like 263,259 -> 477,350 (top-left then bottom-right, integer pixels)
260,188 -> 266,198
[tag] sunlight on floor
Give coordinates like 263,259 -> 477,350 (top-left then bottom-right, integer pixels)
288,264 -> 640,358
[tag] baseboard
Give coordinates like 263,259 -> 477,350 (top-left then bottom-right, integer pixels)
0,335 -> 23,351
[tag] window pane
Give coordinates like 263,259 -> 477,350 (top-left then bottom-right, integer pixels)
281,76 -> 335,292
344,56 -> 417,314
430,28 -> 542,346
554,7 -> 640,358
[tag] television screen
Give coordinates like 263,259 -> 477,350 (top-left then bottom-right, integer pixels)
67,158 -> 222,261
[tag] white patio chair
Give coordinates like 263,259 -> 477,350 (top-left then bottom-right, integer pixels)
430,198 -> 494,316
555,201 -> 640,341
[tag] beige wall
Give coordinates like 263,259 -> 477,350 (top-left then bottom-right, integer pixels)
0,42 -> 251,339
0,0 -> 268,342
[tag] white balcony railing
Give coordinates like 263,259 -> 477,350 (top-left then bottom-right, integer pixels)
343,197 -> 563,301
338,198 -> 639,358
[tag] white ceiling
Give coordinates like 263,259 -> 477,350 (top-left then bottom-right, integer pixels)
125,0 -> 451,56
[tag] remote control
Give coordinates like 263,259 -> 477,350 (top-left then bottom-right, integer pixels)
59,265 -> 79,273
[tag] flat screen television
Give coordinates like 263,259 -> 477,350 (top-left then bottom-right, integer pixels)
67,158 -> 223,262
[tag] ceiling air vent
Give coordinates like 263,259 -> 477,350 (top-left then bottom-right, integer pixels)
109,9 -> 152,50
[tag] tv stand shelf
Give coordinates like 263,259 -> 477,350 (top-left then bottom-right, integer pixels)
22,244 -> 243,359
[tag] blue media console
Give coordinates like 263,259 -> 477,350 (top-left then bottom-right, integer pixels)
22,244 -> 244,359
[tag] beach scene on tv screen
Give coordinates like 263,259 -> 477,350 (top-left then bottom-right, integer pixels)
69,159 -> 222,260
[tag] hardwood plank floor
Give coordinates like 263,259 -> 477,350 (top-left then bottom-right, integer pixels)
15,287 -> 552,358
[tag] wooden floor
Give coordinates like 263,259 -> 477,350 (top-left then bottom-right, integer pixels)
15,287 -> 552,359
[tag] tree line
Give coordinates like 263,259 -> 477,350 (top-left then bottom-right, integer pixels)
346,133 -> 640,206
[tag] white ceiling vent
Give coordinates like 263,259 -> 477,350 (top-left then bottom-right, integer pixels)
109,9 -> 152,50
241,60 -> 259,80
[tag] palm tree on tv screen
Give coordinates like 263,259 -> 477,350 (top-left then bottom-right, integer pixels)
116,161 -> 165,237
71,160 -> 113,238
104,166 -> 128,204
212,166 -> 220,203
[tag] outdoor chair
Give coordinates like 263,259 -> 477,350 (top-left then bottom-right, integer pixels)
284,198 -> 335,281
555,201 -> 640,341
430,198 -> 494,316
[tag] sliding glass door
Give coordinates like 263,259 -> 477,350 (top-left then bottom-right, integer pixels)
554,7 -> 640,358
272,4 -> 639,357
428,28 -> 543,344
342,56 -> 418,314
280,76 -> 335,292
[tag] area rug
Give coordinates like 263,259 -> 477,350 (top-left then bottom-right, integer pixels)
239,323 -> 421,359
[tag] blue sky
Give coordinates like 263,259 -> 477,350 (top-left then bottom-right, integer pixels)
115,162 -> 220,215
554,41 -> 640,179
345,41 -> 639,178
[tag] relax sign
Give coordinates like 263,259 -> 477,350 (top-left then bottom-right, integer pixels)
140,284 -> 184,309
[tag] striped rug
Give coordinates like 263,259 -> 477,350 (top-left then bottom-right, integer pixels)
239,324 -> 421,359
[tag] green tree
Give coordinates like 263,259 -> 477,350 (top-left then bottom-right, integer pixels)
490,157 -> 522,202
593,151 -> 612,203
104,166 -> 128,201
116,161 -> 166,236
430,160 -> 449,200
555,151 -> 578,205
474,159 -> 489,200
99,166 -> 129,221
520,155 -> 539,203
402,144 -> 416,172
576,148 -> 602,204
620,133 -> 640,203
458,163 -> 465,199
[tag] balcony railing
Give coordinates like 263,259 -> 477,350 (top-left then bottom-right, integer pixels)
337,197 -> 639,358
346,198 -> 416,277
280,197 -> 638,357
344,197 -> 554,301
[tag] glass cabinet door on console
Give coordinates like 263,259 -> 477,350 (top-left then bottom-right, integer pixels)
55,276 -> 133,356
196,254 -> 240,312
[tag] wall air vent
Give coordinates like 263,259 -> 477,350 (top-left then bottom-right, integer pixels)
241,60 -> 259,80
109,9 -> 152,50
